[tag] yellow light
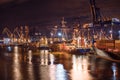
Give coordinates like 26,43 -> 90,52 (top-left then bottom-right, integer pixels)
70,55 -> 93,80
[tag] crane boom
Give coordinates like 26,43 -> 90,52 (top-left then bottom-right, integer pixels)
89,0 -> 102,25
89,0 -> 111,26
2,27 -> 13,39
13,27 -> 21,38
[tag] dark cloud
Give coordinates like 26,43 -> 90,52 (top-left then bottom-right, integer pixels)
0,0 -> 120,28
0,0 -> 13,4
0,0 -> 29,5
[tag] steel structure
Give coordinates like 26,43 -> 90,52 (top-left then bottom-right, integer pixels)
89,0 -> 111,27
2,27 -> 13,39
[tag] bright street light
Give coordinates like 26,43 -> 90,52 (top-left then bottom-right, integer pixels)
109,30 -> 113,40
58,32 -> 62,37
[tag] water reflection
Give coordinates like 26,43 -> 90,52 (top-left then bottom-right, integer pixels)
40,50 -> 49,65
39,51 -> 67,80
26,50 -> 34,80
49,65 -> 56,80
12,46 -> 22,80
40,50 -> 55,65
27,63 -> 34,80
0,46 -> 120,80
39,64 -> 67,80
7,46 -> 12,52
70,55 -> 93,80
28,50 -> 32,64
111,63 -> 118,80
49,53 -> 55,65
55,64 -> 67,80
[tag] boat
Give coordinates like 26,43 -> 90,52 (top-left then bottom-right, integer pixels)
38,45 -> 50,50
94,48 -> 120,62
70,47 -> 91,55
38,36 -> 50,51
69,37 -> 92,55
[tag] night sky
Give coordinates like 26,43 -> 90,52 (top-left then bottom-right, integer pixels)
0,0 -> 120,34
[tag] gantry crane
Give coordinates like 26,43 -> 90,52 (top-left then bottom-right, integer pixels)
13,27 -> 21,38
89,0 -> 112,40
89,0 -> 112,27
60,17 -> 69,41
25,26 -> 29,43
13,26 -> 29,43
13,27 -> 24,43
2,27 -> 14,42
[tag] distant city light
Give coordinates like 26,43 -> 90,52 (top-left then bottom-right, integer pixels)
112,18 -> 120,22
58,32 -> 62,37
118,30 -> 120,33
109,30 -> 112,33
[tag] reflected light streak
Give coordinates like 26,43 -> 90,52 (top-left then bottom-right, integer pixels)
49,53 -> 55,65
27,64 -> 34,80
14,46 -> 18,53
14,52 -> 19,64
40,50 -> 49,65
40,52 -> 44,65
40,50 -> 49,54
70,55 -> 92,80
56,64 -> 67,80
111,63 -> 118,80
13,46 -> 19,64
49,65 -> 56,80
39,65 -> 49,80
7,46 -> 12,52
13,46 -> 22,80
45,52 -> 48,65
28,50 -> 32,64
82,57 -> 89,71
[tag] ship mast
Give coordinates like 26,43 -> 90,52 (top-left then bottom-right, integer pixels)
61,17 -> 68,41
25,26 -> 29,43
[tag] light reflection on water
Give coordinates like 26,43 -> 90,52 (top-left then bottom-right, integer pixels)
40,50 -> 49,65
27,64 -> 34,80
49,65 -> 56,80
111,63 -> 118,80
27,50 -> 34,80
12,46 -> 22,80
49,53 -> 55,65
0,46 -> 120,80
56,64 -> 67,80
70,55 -> 93,80
28,50 -> 32,64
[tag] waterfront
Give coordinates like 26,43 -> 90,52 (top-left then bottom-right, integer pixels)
0,46 -> 120,80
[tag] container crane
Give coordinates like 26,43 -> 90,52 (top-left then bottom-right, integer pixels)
13,27 -> 21,38
13,27 -> 24,43
89,0 -> 120,40
89,0 -> 113,40
2,27 -> 13,38
25,26 -> 29,43
2,27 -> 14,42
61,17 -> 69,41
89,0 -> 112,27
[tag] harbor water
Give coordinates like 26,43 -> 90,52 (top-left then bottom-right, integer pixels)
0,46 -> 120,80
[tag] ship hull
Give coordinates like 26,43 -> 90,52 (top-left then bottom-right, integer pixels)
70,48 -> 91,55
